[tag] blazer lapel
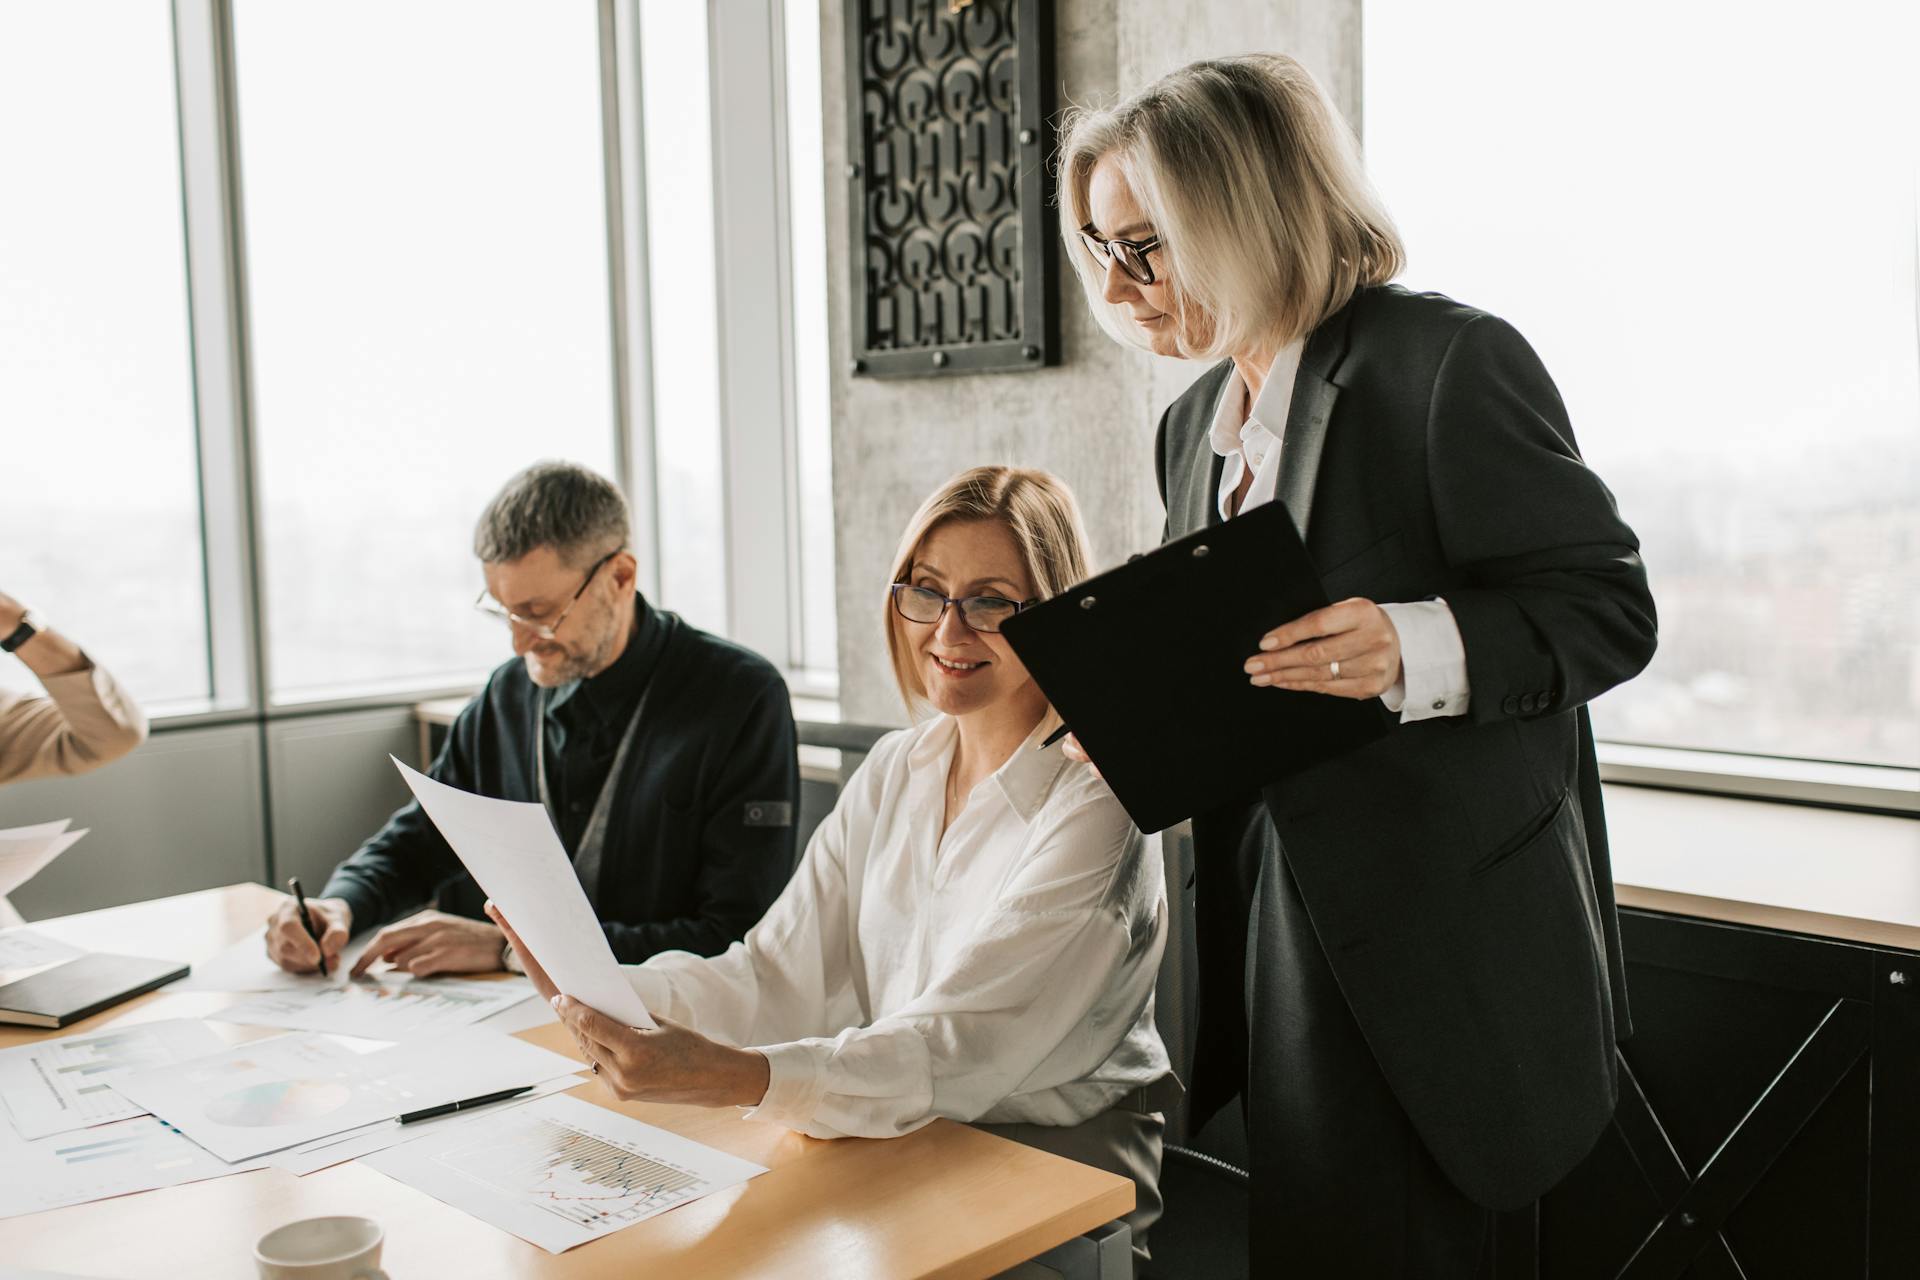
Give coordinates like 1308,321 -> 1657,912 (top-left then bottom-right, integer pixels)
1274,296 -> 1360,540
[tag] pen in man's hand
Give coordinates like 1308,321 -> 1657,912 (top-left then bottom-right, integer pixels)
288,877 -> 328,978
1037,723 -> 1071,751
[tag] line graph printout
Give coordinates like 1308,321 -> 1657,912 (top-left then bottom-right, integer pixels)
211,975 -> 533,1040
364,1094 -> 767,1253
0,1018 -> 227,1140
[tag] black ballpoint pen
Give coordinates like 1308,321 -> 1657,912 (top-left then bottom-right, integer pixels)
399,1085 -> 535,1125
287,877 -> 328,978
1037,723 -> 1072,751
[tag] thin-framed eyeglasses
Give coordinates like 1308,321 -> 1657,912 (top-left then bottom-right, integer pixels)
1078,223 -> 1163,285
889,583 -> 1036,634
474,549 -> 621,640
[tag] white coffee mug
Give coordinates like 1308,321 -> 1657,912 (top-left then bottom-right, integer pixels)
253,1215 -> 390,1280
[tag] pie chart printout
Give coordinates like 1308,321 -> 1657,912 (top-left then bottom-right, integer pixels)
205,1079 -> 353,1128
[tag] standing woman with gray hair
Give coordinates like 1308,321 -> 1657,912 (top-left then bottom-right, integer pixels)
1057,54 -> 1657,1273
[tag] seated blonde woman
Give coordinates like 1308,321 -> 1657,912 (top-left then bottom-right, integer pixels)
493,466 -> 1171,1262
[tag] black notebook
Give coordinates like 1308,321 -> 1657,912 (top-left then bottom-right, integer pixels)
0,952 -> 189,1028
1001,500 -> 1391,833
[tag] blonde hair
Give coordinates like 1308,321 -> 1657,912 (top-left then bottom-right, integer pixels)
1057,53 -> 1404,359
883,466 -> 1092,716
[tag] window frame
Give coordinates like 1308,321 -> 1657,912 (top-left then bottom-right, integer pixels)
147,0 -> 829,735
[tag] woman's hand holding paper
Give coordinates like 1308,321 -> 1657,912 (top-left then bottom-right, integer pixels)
487,901 -> 770,1108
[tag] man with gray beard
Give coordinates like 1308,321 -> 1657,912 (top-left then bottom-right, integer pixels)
263,462 -> 798,976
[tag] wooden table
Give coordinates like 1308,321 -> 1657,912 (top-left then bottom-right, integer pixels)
0,885 -> 1131,1279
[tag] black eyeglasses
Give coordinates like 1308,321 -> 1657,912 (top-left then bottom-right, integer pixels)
1079,223 -> 1163,285
889,583 -> 1036,634
474,549 -> 620,639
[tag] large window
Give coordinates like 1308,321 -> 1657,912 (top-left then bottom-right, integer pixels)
0,3 -> 208,709
3,1 -> 856,729
1365,0 -> 1920,769
233,0 -> 617,700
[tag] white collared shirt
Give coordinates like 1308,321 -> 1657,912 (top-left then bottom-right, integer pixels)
1210,347 -> 1472,722
624,715 -> 1171,1139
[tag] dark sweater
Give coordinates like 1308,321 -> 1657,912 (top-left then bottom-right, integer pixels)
323,597 -> 799,962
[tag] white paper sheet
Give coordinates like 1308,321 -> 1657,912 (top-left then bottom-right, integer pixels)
391,758 -> 655,1028
0,1018 -> 228,1140
265,1072 -> 583,1175
112,1027 -> 584,1163
364,1093 -> 767,1253
167,930 -> 377,994
211,975 -> 533,1041
0,1113 -> 267,1221
0,826 -> 87,898
0,928 -> 83,972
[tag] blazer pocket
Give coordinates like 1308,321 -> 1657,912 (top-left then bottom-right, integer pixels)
1318,531 -> 1404,597
1469,789 -> 1572,879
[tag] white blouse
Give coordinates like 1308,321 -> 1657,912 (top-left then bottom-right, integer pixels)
623,714 -> 1171,1140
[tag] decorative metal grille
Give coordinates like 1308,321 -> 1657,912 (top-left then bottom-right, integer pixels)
845,0 -> 1056,378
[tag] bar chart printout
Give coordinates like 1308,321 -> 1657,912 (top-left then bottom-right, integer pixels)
0,1018 -> 227,1140
0,1114 -> 268,1219
364,1094 -> 768,1253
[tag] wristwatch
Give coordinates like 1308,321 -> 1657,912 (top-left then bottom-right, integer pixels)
0,608 -> 43,654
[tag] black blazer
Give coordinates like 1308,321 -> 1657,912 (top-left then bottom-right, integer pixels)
323,607 -> 799,963
1158,284 -> 1657,1210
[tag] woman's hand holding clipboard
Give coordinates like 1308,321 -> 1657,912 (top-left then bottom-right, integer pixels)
1002,501 -> 1390,833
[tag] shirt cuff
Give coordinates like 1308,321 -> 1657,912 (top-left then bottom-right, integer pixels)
744,1040 -> 826,1129
1379,599 -> 1471,722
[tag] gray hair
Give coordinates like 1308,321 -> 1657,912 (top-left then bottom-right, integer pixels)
1058,53 -> 1405,358
472,461 -> 631,566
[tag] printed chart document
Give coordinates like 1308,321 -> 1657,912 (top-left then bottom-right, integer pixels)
265,1073 -> 582,1176
365,1093 -> 767,1253
212,975 -> 533,1041
0,929 -> 83,972
0,822 -> 87,898
0,1018 -> 227,1140
392,758 -> 655,1029
169,930 -> 376,994
112,1028 -> 583,1162
0,1113 -> 267,1220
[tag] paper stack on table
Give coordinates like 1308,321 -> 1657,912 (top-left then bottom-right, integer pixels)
111,1027 -> 584,1163
0,821 -> 87,899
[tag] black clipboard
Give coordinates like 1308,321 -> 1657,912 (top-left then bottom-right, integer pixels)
1001,500 -> 1390,833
